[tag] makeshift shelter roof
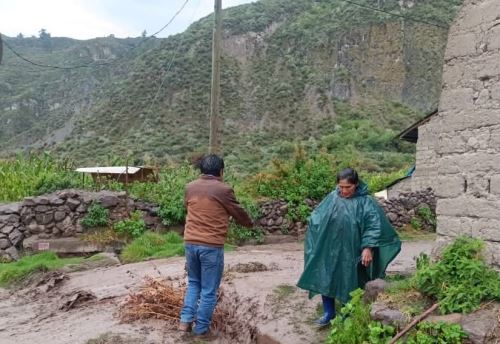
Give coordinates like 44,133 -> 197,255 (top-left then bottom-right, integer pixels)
75,166 -> 141,174
397,109 -> 438,143
75,166 -> 159,183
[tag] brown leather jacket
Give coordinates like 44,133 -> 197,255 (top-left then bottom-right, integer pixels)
184,175 -> 253,247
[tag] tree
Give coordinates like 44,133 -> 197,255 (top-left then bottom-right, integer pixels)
17,33 -> 24,39
141,30 -> 147,38
38,28 -> 52,52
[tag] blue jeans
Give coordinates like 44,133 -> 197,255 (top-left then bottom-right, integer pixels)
180,244 -> 224,334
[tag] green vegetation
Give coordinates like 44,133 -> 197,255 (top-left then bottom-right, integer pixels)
327,289 -> 396,344
1,0 -> 464,169
119,231 -> 185,263
113,211 -> 146,238
227,224 -> 265,245
405,321 -> 468,344
0,251 -> 83,287
81,202 -> 109,228
0,154 -> 80,203
414,237 -> 500,314
327,289 -> 469,344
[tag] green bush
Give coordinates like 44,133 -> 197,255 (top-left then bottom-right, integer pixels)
327,289 -> 395,344
406,321 -> 468,344
113,211 -> 146,238
81,203 -> 109,228
227,223 -> 265,245
0,153 -> 80,202
249,147 -> 336,222
414,237 -> 500,314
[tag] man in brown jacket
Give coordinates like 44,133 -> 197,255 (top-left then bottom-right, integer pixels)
179,154 -> 253,338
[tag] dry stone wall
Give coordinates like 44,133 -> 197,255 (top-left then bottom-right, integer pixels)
0,190 -> 162,262
422,0 -> 500,268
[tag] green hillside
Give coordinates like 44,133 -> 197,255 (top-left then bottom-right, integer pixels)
0,0 -> 464,173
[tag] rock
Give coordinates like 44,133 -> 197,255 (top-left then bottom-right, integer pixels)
370,302 -> 407,326
22,197 -> 36,206
54,211 -> 66,222
0,214 -> 20,223
35,212 -> 54,225
50,197 -> 65,206
0,238 -> 11,250
28,222 -> 43,234
58,191 -> 77,199
35,196 -> 50,205
1,225 -> 14,235
34,205 -> 50,213
66,198 -> 81,211
98,195 -> 119,208
76,204 -> 87,213
56,216 -> 73,232
364,279 -> 389,303
461,303 -> 500,344
0,202 -> 21,214
8,229 -> 24,246
5,246 -> 20,260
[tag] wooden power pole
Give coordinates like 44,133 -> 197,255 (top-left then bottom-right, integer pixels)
209,0 -> 222,154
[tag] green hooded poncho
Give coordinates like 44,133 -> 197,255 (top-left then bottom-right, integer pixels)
296,182 -> 401,303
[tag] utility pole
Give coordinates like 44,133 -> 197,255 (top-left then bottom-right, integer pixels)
209,0 -> 222,154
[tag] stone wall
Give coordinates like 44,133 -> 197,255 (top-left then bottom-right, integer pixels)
424,0 -> 500,268
378,189 -> 436,230
0,190 -> 162,261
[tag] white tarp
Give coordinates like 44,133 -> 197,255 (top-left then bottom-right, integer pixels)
75,166 -> 141,174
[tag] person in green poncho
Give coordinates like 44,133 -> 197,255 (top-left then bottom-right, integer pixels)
297,168 -> 401,327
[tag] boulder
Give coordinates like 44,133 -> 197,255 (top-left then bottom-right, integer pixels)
0,202 -> 21,214
0,238 -> 11,250
98,195 -> 119,208
364,279 -> 389,303
5,246 -> 20,261
54,211 -> 66,222
8,229 -> 24,247
370,302 -> 407,327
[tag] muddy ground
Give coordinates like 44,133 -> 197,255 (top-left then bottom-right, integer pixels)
0,241 -> 433,344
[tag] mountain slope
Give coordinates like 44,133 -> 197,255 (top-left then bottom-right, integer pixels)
0,0 -> 464,171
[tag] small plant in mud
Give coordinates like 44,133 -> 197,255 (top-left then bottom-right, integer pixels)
81,202 -> 109,228
416,205 -> 436,230
113,211 -> 146,239
273,284 -> 296,302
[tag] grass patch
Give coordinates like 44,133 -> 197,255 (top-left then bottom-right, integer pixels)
120,231 -> 185,264
0,251 -> 83,287
397,226 -> 436,241
272,283 -> 297,302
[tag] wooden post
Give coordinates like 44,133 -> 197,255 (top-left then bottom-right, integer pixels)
209,0 -> 222,154
125,157 -> 130,217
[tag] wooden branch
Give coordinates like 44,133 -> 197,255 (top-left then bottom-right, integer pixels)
388,303 -> 439,344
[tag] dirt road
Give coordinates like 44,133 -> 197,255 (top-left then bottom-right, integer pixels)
0,240 -> 433,344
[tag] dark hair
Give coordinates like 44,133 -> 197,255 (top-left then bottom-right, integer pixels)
336,168 -> 359,184
199,154 -> 225,176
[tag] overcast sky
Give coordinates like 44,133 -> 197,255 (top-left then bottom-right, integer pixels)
0,0 -> 256,40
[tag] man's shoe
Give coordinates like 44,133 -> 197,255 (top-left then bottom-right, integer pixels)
178,321 -> 192,332
193,330 -> 218,341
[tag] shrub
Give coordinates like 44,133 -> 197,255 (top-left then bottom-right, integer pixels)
81,203 -> 109,228
414,237 -> 500,314
227,224 -> 265,245
327,289 -> 395,344
406,321 -> 468,344
113,211 -> 146,238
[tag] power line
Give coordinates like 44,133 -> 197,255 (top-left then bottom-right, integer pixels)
1,0 -> 190,70
340,0 -> 449,29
